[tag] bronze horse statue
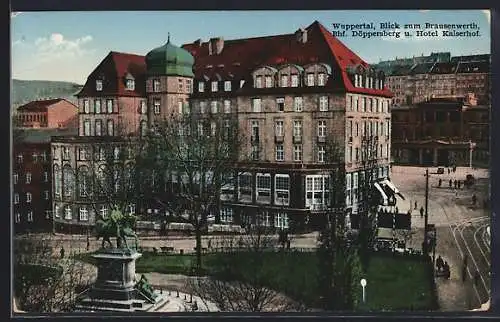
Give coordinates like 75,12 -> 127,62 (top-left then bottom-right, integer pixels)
95,206 -> 138,249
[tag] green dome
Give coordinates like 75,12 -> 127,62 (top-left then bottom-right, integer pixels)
146,36 -> 194,77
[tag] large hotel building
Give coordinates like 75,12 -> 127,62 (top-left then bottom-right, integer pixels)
51,21 -> 396,233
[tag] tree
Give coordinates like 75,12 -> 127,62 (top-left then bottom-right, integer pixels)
316,138 -> 362,310
142,111 -> 245,271
185,213 -> 302,312
13,234 -> 92,312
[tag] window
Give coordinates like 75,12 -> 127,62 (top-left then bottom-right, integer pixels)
291,74 -> 299,87
128,204 -> 136,215
223,100 -> 231,113
281,75 -> 288,87
352,172 -> 358,204
154,99 -> 161,114
140,100 -> 147,114
294,97 -> 303,112
99,205 -> 108,219
346,174 -> 352,206
178,79 -> 183,91
265,76 -> 272,88
354,95 -> 359,111
275,121 -> 284,136
198,82 -> 204,93
83,100 -> 90,113
13,173 -> 18,185
318,73 -> 326,86
305,175 -> 331,209
178,101 -> 183,114
54,204 -> 60,218
275,212 -> 289,229
63,166 -> 75,198
27,211 -> 33,222
95,99 -> 101,114
361,97 -> 366,112
79,207 -> 89,221
307,73 -> 314,86
32,152 -> 38,163
43,171 -> 49,182
276,144 -> 284,161
211,101 -> 218,114
26,172 -> 31,184
113,147 -> 120,160
251,144 -> 260,160
240,80 -> 245,88
277,97 -> 285,112
106,99 -> 113,113
95,120 -> 102,136
96,80 -> 103,91
64,206 -> 72,220
319,96 -> 329,111
126,79 -> 135,91
257,211 -> 271,227
54,165 -> 61,197
211,81 -> 218,92
347,145 -> 352,163
220,207 -> 233,223
17,154 -> 23,163
44,190 -> 49,200
211,121 -> 217,136
41,151 -> 47,162
275,174 -> 290,205
107,120 -> 114,136
252,98 -> 261,112
197,121 -> 204,137
255,76 -> 262,88
293,120 -> 302,137
199,101 -> 206,114
15,213 -> 21,223
294,145 -> 302,161
153,79 -> 160,92
14,193 -> 19,204
83,120 -> 91,136
238,172 -> 252,202
355,147 -> 360,161
256,173 -> 271,204
318,146 -> 326,162
318,121 -> 327,137
224,81 -> 231,91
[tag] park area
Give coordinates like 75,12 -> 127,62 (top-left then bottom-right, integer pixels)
77,250 -> 438,311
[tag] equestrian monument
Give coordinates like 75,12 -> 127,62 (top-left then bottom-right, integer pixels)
75,207 -> 168,312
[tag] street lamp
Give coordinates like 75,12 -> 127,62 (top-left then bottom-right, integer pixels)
360,278 -> 367,304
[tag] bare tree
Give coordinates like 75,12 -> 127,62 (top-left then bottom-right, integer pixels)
142,111 -> 245,271
185,213 -> 303,312
13,234 -> 93,312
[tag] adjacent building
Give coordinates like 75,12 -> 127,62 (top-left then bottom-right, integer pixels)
15,98 -> 78,129
50,21 -> 396,233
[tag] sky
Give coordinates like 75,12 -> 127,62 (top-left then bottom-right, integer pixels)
11,10 -> 491,84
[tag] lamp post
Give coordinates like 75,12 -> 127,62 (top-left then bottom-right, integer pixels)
360,278 -> 367,304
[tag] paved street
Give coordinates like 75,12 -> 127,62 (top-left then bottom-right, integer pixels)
391,165 -> 490,310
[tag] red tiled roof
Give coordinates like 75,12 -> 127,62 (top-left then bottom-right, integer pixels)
183,21 -> 392,98
17,98 -> 75,112
77,51 -> 146,98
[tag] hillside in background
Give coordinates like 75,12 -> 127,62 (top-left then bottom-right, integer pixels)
11,79 -> 82,111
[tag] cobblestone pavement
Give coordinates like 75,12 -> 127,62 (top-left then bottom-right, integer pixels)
391,166 -> 490,311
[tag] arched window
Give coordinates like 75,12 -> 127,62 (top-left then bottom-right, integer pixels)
63,165 -> 74,197
54,164 -> 61,197
78,166 -> 89,197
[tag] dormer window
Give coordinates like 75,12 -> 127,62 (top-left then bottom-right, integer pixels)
240,80 -> 245,88
307,73 -> 314,86
291,75 -> 299,87
96,80 -> 103,91
281,75 -> 288,88
224,81 -> 231,92
265,76 -> 272,88
198,82 -> 205,93
255,76 -> 262,88
318,73 -> 326,86
211,81 -> 218,92
126,79 -> 135,91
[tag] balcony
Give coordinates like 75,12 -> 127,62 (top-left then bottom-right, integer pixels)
293,136 -> 302,144
275,135 -> 284,143
317,136 -> 326,143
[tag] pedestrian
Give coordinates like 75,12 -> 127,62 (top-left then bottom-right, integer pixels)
447,168 -> 450,174
462,266 -> 467,283
420,206 -> 424,218
455,190 -> 458,198
472,194 -> 477,206
474,270 -> 480,286
458,180 -> 461,189
444,262 -> 450,279
60,246 -> 65,259
438,178 -> 442,187
207,238 -> 212,250
436,255 -> 444,272
454,180 -> 457,189
414,201 -> 418,210
449,179 -> 452,188
86,240 -> 90,252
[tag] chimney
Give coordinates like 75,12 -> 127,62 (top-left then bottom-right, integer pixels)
208,37 -> 224,55
194,39 -> 202,47
295,28 -> 307,44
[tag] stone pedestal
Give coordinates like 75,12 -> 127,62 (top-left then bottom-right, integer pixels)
75,248 -> 168,312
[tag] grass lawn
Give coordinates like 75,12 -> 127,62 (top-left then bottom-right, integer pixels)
76,251 -> 436,311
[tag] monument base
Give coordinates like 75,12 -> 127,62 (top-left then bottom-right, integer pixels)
75,248 -> 169,312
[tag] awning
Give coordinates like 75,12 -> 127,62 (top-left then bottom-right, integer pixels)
374,182 -> 389,205
382,179 -> 406,200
